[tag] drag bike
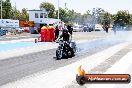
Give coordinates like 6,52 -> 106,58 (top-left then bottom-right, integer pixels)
56,39 -> 77,60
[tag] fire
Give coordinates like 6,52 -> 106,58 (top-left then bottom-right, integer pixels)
77,65 -> 86,76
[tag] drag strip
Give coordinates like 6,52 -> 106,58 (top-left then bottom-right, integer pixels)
0,39 -> 124,86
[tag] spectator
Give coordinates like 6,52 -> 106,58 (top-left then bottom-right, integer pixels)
49,24 -> 55,42
105,25 -> 109,33
67,25 -> 73,35
55,25 -> 59,40
40,23 -> 51,42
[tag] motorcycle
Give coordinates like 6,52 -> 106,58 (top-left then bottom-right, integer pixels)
56,39 -> 77,60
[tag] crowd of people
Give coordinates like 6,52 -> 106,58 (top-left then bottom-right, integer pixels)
38,23 -> 73,42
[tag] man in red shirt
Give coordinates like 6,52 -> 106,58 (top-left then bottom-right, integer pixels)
49,24 -> 55,42
40,24 -> 51,42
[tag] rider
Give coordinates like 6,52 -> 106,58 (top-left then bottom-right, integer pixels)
57,28 -> 71,42
57,28 -> 72,57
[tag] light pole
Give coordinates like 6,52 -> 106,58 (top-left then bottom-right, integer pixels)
58,0 -> 59,20
1,0 -> 2,19
14,2 -> 16,19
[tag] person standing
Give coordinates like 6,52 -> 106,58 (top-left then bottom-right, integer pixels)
113,24 -> 116,35
105,25 -> 109,33
55,25 -> 59,40
49,24 -> 55,42
40,24 -> 50,42
104,21 -> 109,33
67,24 -> 73,35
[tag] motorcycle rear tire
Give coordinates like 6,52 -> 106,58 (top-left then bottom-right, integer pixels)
68,49 -> 75,58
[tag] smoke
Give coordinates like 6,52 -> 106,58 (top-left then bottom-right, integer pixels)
72,14 -> 96,26
106,26 -> 132,42
76,27 -> 132,55
111,31 -> 132,41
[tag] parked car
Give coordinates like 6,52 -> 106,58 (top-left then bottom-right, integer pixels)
73,25 -> 83,32
83,26 -> 88,32
94,24 -> 103,31
0,28 -> 8,36
15,27 -> 24,33
83,25 -> 92,32
23,27 -> 30,33
83,23 -> 94,31
0,28 -> 3,36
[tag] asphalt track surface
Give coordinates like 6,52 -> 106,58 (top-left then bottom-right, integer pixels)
0,38 -> 123,86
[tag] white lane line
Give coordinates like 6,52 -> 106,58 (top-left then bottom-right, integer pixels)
88,50 -> 132,88
0,42 -> 130,88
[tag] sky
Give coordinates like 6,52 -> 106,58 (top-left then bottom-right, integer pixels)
10,0 -> 132,14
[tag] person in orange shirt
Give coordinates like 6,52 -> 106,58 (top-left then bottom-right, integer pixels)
41,24 -> 51,42
49,24 -> 55,42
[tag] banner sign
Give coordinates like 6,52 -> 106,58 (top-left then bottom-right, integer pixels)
0,19 -> 19,27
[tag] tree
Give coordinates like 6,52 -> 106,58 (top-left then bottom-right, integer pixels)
67,9 -> 75,22
73,12 -> 81,24
15,10 -> 21,20
129,14 -> 132,25
81,11 -> 91,24
1,0 -> 12,19
21,8 -> 29,20
86,10 -> 90,15
39,2 -> 55,18
101,12 -> 112,28
10,6 -> 16,19
114,10 -> 130,26
55,8 -> 68,22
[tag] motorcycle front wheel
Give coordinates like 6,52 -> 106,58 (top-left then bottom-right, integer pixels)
56,48 -> 63,60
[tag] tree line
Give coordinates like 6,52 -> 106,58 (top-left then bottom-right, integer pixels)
39,2 -> 132,29
1,0 -> 132,28
0,0 -> 29,20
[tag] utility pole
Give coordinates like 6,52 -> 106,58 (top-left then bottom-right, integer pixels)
14,2 -> 16,19
1,0 -> 2,19
58,0 -> 59,20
